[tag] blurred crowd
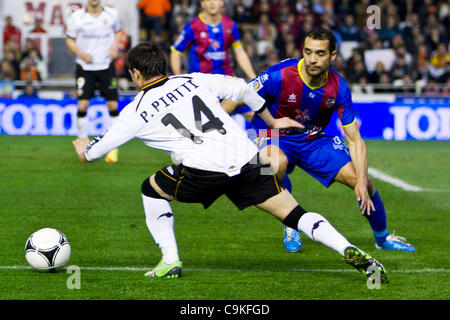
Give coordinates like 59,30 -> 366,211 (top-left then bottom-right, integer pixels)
147,0 -> 449,94
1,0 -> 449,96
1,15 -> 48,83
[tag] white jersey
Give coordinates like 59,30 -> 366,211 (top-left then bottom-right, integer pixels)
84,73 -> 266,176
66,6 -> 121,71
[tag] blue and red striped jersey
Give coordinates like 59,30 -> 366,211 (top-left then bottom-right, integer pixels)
250,58 -> 355,140
170,14 -> 242,75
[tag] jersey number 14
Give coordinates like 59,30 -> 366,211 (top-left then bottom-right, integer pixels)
161,95 -> 227,144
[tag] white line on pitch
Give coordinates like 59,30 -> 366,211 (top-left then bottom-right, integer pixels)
1,265 -> 449,274
369,168 -> 450,192
368,167 -> 424,191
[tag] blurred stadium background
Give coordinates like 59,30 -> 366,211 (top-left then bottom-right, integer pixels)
0,0 -> 448,140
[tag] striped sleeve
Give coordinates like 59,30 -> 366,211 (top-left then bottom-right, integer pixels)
337,79 -> 355,127
171,23 -> 194,54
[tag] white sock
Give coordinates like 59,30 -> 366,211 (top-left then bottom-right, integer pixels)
298,212 -> 352,256
77,116 -> 88,138
142,194 -> 179,264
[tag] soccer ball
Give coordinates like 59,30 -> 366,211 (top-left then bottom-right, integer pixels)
25,228 -> 71,271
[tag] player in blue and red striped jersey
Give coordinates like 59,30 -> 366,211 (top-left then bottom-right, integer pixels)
169,0 -> 256,81
223,27 -> 416,253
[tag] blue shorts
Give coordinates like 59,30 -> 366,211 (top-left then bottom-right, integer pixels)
251,132 -> 351,188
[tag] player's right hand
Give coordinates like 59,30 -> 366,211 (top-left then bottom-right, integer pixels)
354,182 -> 375,216
79,52 -> 93,64
72,138 -> 90,162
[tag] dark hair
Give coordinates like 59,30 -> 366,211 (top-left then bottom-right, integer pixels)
305,27 -> 337,53
126,42 -> 167,79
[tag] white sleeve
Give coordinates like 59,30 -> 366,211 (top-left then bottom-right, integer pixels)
84,107 -> 138,161
195,73 -> 266,112
65,12 -> 78,38
112,10 -> 122,33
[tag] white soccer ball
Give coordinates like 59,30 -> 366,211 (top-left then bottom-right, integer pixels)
25,228 -> 71,271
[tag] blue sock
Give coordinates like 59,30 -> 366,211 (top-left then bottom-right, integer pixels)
360,190 -> 389,244
281,175 -> 292,193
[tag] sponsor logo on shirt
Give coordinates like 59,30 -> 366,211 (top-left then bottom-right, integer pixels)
288,93 -> 297,103
294,109 -> 311,122
205,51 -> 226,60
174,31 -> 185,46
250,77 -> 263,91
209,39 -> 221,50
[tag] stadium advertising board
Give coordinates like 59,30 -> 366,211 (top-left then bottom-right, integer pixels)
0,96 -> 449,140
325,96 -> 450,140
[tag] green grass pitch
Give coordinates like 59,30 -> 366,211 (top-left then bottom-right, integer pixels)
0,136 -> 449,300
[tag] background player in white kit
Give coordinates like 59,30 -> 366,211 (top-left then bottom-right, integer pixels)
72,42 -> 388,283
66,0 -> 121,162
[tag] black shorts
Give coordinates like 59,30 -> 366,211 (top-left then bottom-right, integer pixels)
154,159 -> 282,210
75,63 -> 118,101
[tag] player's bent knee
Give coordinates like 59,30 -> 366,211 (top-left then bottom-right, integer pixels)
282,205 -> 307,230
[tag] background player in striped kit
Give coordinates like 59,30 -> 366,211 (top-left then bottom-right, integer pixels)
170,0 -> 257,127
170,0 -> 256,80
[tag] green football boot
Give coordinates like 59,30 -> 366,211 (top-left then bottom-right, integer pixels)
145,260 -> 183,279
343,246 -> 388,283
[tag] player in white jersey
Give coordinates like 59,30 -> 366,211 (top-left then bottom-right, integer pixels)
66,0 -> 121,162
72,42 -> 388,283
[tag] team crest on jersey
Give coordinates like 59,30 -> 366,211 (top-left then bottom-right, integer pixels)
250,77 -> 263,91
325,97 -> 336,108
225,28 -> 232,34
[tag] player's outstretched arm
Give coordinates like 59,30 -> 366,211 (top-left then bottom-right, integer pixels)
343,123 -> 375,216
258,108 -> 304,131
233,45 -> 256,80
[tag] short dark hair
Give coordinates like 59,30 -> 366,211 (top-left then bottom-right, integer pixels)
305,27 -> 337,53
127,42 -> 167,79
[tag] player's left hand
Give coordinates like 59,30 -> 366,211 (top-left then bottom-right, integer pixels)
354,182 -> 375,216
271,117 -> 305,131
109,44 -> 119,59
72,138 -> 90,162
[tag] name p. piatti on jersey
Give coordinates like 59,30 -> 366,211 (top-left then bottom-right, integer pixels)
137,77 -> 199,123
84,73 -> 266,176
